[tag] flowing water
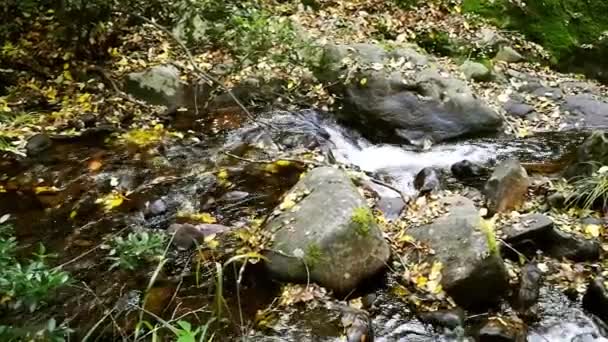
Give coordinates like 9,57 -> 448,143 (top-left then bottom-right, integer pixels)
0,108 -> 604,341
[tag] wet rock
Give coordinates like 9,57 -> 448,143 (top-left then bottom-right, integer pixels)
484,159 -> 529,213
544,228 -> 601,262
26,133 -> 52,157
317,43 -> 502,145
495,46 -> 524,63
563,94 -> 608,128
583,277 -> 608,324
529,286 -> 608,341
167,223 -> 231,250
504,101 -> 534,118
418,308 -> 465,329
409,196 -> 508,309
263,167 -> 390,294
125,64 -> 184,107
147,199 -> 167,216
517,263 -> 542,313
461,61 -> 491,81
414,167 -> 440,194
478,318 -> 527,342
565,131 -> 608,179
451,159 -> 486,180
340,307 -> 374,342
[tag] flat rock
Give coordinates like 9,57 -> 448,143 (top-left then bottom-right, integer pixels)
409,196 -> 508,309
263,167 -> 390,293
461,61 -> 491,81
125,64 -> 184,107
485,159 -> 529,213
563,94 -> 608,128
502,213 -> 554,243
495,46 -> 524,63
504,101 -> 534,118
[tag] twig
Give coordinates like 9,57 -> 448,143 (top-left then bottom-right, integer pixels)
367,177 -> 409,204
223,151 -> 322,167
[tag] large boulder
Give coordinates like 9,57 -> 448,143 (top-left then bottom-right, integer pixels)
316,43 -> 502,145
125,64 -> 184,107
485,159 -> 529,213
263,167 -> 390,293
563,94 -> 608,128
565,131 -> 608,179
409,196 -> 508,309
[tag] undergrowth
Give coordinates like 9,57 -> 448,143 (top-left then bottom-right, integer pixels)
566,165 -> 608,211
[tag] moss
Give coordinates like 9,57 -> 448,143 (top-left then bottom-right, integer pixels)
304,243 -> 325,268
463,0 -> 608,65
479,218 -> 499,256
351,207 -> 374,237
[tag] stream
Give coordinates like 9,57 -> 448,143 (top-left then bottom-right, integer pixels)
0,108 -> 605,341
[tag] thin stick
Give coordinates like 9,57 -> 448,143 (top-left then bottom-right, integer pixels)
367,177 -> 409,204
223,151 -> 321,167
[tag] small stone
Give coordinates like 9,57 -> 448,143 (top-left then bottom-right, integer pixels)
583,277 -> 608,324
375,196 -> 405,221
167,223 -> 231,250
451,160 -> 486,180
148,199 -> 167,216
478,318 -> 527,342
220,191 -> 249,202
414,167 -> 441,194
419,308 -> 465,329
546,192 -> 565,209
26,133 -> 52,157
495,46 -> 524,63
504,101 -> 534,118
461,61 -> 492,81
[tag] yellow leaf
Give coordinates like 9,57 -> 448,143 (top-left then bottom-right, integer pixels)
179,211 -> 217,223
95,192 -> 125,211
359,78 -> 367,86
218,169 -> 229,180
0,185 -> 6,193
34,186 -> 60,194
69,210 -> 77,219
415,275 -> 428,288
63,70 -> 73,81
275,160 -> 291,167
585,224 -> 602,238
265,163 -> 279,174
279,193 -> 298,210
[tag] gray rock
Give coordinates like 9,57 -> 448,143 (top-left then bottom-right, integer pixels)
461,61 -> 491,81
517,263 -> 542,313
148,199 -> 167,216
565,131 -> 608,178
451,159 -> 487,179
418,308 -> 465,329
583,277 -> 608,324
502,213 -> 554,244
495,46 -> 524,63
317,43 -> 502,145
485,159 -> 529,213
563,94 -> 608,128
546,192 -> 566,209
220,191 -> 250,202
531,87 -> 562,100
414,167 -> 441,194
544,228 -> 600,262
26,133 -> 52,157
504,101 -> 534,118
375,196 -> 405,221
125,65 -> 184,107
263,167 -> 390,293
409,196 -> 508,309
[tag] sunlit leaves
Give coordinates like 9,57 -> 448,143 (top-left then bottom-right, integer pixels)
95,191 -> 126,211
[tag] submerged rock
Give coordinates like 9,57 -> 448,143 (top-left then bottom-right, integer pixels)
125,64 -> 184,107
317,43 -> 502,145
263,167 -> 390,293
584,277 -> 608,324
418,308 -> 465,330
484,159 -> 529,213
409,196 -> 508,309
167,223 -> 231,250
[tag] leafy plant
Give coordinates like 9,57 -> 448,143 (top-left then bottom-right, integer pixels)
0,224 -> 70,312
172,320 -> 215,342
107,231 -> 168,270
566,165 -> 608,211
0,318 -> 73,342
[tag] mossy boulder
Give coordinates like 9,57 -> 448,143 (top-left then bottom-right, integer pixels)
263,167 -> 390,294
463,0 -> 608,82
408,196 -> 508,309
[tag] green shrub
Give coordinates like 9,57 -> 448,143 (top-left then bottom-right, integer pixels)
107,231 -> 168,270
0,224 -> 70,313
566,165 -> 608,211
